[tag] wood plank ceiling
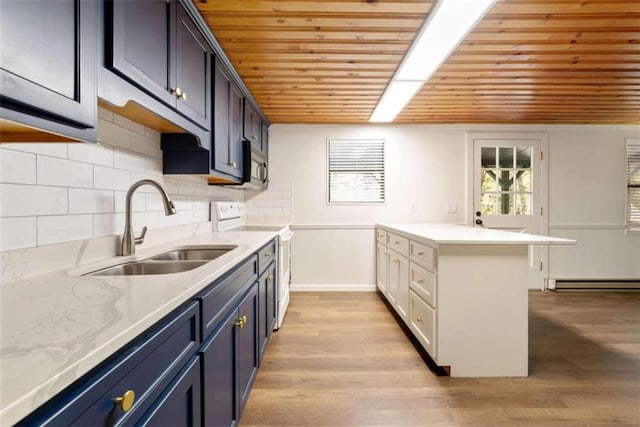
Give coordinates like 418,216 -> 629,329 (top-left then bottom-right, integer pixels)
195,0 -> 640,125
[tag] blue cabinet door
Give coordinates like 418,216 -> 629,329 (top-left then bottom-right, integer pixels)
175,2 -> 211,130
236,283 -> 259,418
137,356 -> 202,427
258,263 -> 276,363
243,101 -> 262,152
213,56 -> 244,179
201,309 -> 238,427
266,264 -> 277,335
108,0 -> 176,107
258,275 -> 267,363
0,0 -> 96,130
108,0 -> 211,130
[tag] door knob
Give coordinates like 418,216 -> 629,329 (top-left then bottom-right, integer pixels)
475,219 -> 483,225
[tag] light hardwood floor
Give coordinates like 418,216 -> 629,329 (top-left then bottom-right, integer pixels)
241,291 -> 640,426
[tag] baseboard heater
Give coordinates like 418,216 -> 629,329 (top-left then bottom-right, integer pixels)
554,280 -> 640,290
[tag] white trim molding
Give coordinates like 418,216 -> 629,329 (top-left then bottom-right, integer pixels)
291,224 -> 376,230
548,223 -> 626,230
291,284 -> 377,292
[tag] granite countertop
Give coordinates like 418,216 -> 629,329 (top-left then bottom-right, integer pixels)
0,230 -> 277,426
377,222 -> 576,246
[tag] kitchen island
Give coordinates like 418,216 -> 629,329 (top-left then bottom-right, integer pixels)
375,223 -> 575,377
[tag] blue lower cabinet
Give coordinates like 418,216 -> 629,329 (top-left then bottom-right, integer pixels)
258,262 -> 277,363
137,356 -> 202,427
201,282 -> 259,427
19,241 -> 277,427
265,264 -> 277,337
17,301 -> 200,426
201,310 -> 238,427
236,284 -> 259,417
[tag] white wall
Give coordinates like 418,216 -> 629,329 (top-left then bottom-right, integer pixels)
269,124 -> 640,290
547,129 -> 640,280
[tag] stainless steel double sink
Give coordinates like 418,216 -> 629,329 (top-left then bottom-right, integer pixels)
86,246 -> 237,276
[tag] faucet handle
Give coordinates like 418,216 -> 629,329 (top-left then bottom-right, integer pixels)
134,226 -> 148,245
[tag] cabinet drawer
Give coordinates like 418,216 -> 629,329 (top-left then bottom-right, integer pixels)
376,229 -> 387,244
410,240 -> 436,272
201,256 -> 257,338
21,301 -> 201,426
258,240 -> 276,275
410,262 -> 436,308
388,233 -> 409,257
409,290 -> 437,358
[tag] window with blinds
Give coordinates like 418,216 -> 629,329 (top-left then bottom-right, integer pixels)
627,139 -> 640,233
328,139 -> 385,204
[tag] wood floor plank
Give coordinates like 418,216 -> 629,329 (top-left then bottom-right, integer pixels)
241,291 -> 640,426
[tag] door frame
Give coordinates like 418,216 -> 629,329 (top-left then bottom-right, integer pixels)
465,131 -> 550,290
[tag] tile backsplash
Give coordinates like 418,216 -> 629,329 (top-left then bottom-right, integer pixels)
245,181 -> 293,225
0,108 -> 243,254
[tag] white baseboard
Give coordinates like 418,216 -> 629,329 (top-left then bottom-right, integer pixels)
290,284 -> 377,292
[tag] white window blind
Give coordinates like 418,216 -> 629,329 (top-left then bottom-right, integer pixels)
627,140 -> 640,233
328,139 -> 385,204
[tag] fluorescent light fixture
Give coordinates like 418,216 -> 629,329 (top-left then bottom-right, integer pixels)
369,81 -> 423,123
369,0 -> 497,123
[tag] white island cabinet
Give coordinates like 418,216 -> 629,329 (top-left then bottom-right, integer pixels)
375,223 -> 575,377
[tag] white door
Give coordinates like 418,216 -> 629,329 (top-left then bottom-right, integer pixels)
469,133 -> 547,290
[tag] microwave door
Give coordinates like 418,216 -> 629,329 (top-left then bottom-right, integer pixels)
251,160 -> 260,181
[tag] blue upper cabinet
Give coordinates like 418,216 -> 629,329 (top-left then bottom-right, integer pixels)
0,0 -> 96,141
213,56 -> 244,179
107,0 -> 211,130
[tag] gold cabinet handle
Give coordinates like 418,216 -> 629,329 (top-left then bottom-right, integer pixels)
265,252 -> 272,258
252,135 -> 258,140
115,390 -> 135,412
416,279 -> 424,284
180,91 -> 187,101
172,87 -> 183,97
267,275 -> 273,281
230,161 -> 237,168
418,252 -> 424,256
416,317 -> 423,323
236,317 -> 245,328
393,259 -> 400,263
395,241 -> 400,244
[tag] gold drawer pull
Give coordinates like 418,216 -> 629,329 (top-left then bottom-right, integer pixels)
236,316 -> 247,328
395,240 -> 400,244
393,259 -> 400,263
115,390 -> 135,412
416,279 -> 424,284
416,317 -> 423,323
265,252 -> 272,258
230,161 -> 237,168
418,252 -> 424,256
268,275 -> 273,281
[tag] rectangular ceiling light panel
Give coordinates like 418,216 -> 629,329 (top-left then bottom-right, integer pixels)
370,0 -> 497,122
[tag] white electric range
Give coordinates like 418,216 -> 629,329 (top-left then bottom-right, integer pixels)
211,202 -> 293,330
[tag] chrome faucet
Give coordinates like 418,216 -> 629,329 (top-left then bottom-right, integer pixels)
120,179 -> 176,256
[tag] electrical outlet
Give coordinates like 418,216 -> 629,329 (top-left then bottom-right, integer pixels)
446,203 -> 457,214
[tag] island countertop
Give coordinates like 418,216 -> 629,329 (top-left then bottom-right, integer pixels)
376,222 -> 576,246
0,230 -> 278,426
